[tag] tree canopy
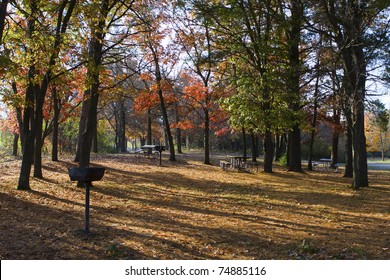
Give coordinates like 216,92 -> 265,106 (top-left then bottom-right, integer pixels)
0,0 -> 389,189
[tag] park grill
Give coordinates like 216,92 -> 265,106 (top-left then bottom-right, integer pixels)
68,167 -> 105,234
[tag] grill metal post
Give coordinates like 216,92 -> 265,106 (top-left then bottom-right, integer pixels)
84,182 -> 91,233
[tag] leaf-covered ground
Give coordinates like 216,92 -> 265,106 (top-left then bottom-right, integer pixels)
0,153 -> 389,259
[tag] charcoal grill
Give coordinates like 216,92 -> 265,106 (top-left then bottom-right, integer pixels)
68,167 -> 105,233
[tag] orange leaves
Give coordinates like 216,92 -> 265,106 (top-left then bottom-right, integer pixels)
171,120 -> 195,130
133,91 -> 160,113
183,81 -> 208,104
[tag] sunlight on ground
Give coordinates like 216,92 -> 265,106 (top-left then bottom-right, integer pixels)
0,153 -> 389,259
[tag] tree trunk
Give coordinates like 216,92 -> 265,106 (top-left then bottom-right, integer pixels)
147,108 -> 152,145
78,0 -> 108,167
288,125 -> 303,172
344,122 -> 353,178
0,0 -> 8,45
250,132 -> 257,162
307,129 -> 316,171
12,134 -> 19,156
274,134 -> 281,162
52,87 -> 60,161
286,0 -> 303,173
352,98 -> 368,188
204,108 -> 210,164
331,130 -> 339,168
175,104 -> 183,154
263,130 -> 274,173
242,127 -> 247,161
117,101 -> 126,153
74,92 -> 89,162
92,124 -> 98,154
79,89 -> 99,167
17,82 -> 36,190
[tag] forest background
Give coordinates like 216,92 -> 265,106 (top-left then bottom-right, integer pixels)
0,0 -> 390,190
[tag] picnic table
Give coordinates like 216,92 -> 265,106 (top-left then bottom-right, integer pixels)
227,155 -> 250,170
319,158 -> 332,169
140,145 -> 165,166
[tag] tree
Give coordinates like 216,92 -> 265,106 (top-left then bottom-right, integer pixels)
77,0 -> 111,167
281,0 -> 305,172
173,0 -> 221,164
367,99 -> 389,161
131,0 -> 178,161
309,0 -> 390,188
15,0 -> 77,189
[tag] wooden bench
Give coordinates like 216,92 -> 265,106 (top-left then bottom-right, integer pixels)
220,160 -> 231,171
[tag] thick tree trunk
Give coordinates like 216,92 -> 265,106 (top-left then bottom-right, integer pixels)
92,126 -> 98,154
286,0 -> 303,173
74,93 -> 89,162
0,0 -> 8,45
117,101 -> 126,153
263,130 -> 274,173
288,125 -> 303,172
33,91 -> 45,178
79,89 -> 99,167
344,121 -> 353,178
331,130 -> 339,168
17,83 -> 36,190
78,0 -> 108,168
352,98 -> 368,188
12,134 -> 19,156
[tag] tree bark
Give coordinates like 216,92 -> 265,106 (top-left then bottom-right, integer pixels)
343,121 -> 353,178
12,133 -> 19,156
288,125 -> 303,172
74,92 -> 89,162
263,130 -> 274,173
116,100 -> 126,153
17,82 -> 36,190
242,127 -> 247,161
175,103 -> 183,154
331,130 -> 339,167
51,86 -> 60,161
17,3 -> 38,190
11,82 -> 24,154
0,0 -> 8,45
274,134 -> 281,162
204,108 -> 210,164
250,132 -> 257,162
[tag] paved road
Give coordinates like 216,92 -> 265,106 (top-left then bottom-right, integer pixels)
368,162 -> 390,170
